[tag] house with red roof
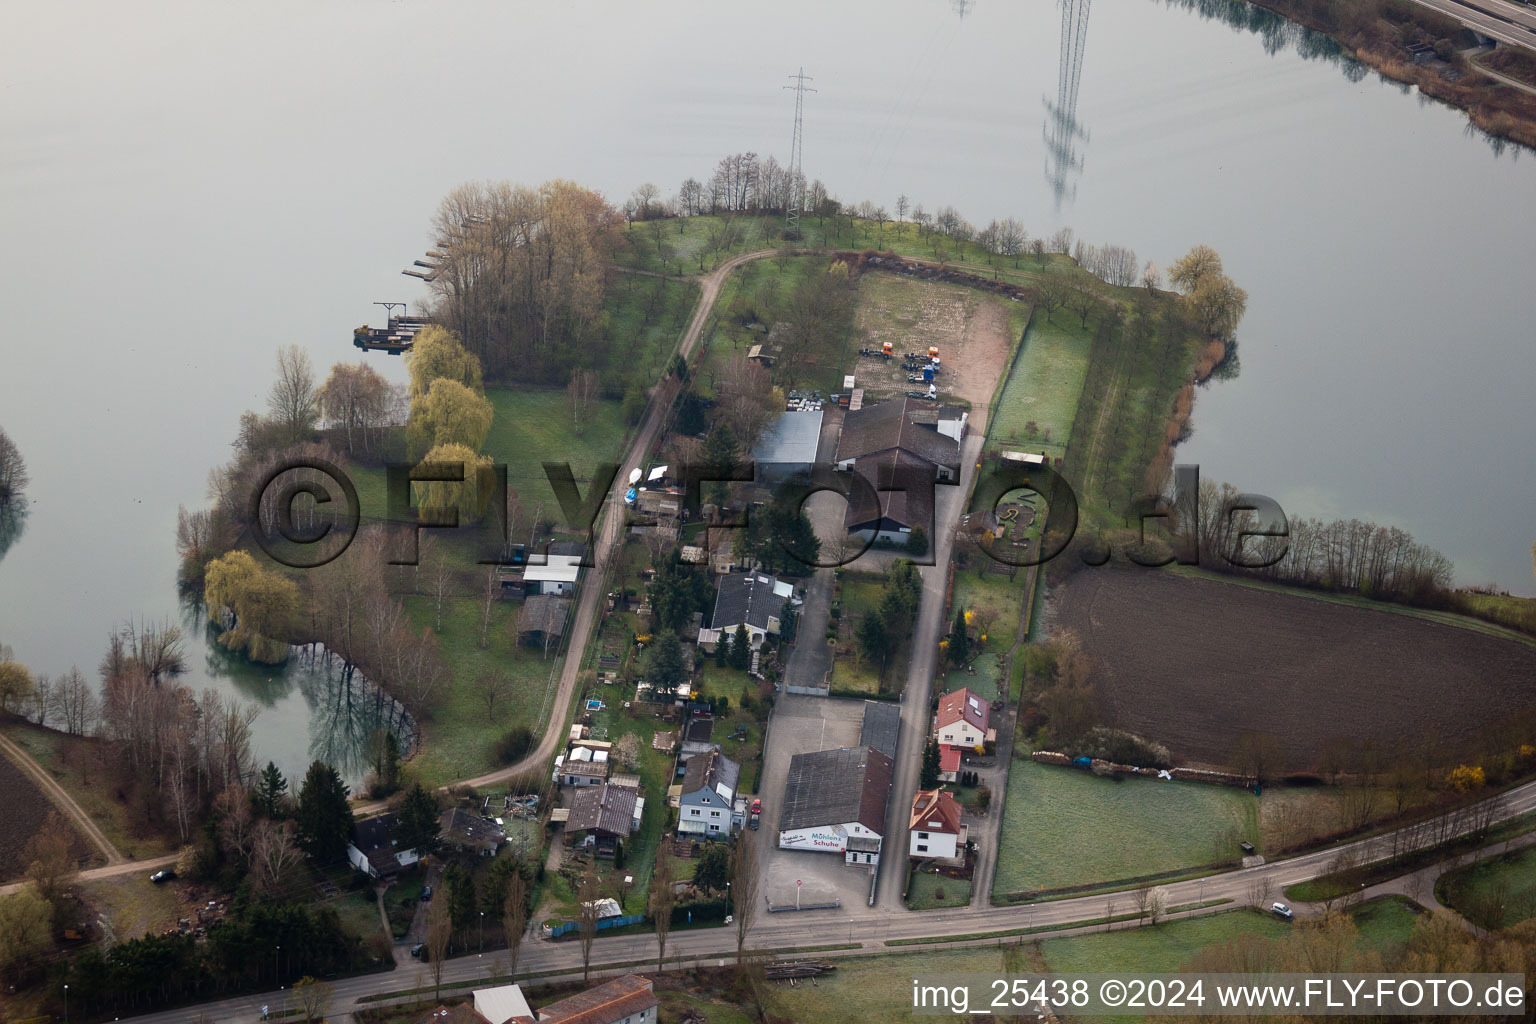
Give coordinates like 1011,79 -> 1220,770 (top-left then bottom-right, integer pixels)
935,687 -> 993,751
908,788 -> 966,861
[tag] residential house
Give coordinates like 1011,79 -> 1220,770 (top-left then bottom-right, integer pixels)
347,814 -> 419,878
439,808 -> 505,858
834,396 -> 963,543
523,541 -> 585,596
533,975 -> 658,1024
777,745 -> 894,865
908,788 -> 967,861
410,1005 -> 495,1024
677,749 -> 741,839
472,984 -> 536,1024
531,976 -> 657,1024
697,572 -> 792,650
552,745 -> 610,787
564,783 -> 643,857
935,687 -> 993,751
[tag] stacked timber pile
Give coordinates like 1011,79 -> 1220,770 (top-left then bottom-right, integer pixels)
765,960 -> 838,980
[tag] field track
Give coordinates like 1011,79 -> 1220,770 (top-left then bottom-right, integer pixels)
0,730 -> 121,866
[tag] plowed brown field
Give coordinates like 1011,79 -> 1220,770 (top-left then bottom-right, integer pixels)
1051,570 -> 1536,771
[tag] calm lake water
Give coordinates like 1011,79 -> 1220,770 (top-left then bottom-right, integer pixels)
2,0 -> 1533,771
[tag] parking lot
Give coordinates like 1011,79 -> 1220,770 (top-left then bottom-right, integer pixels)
752,691 -> 880,913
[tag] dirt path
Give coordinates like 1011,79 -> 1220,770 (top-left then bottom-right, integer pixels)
1078,328 -> 1132,502
0,731 -> 123,866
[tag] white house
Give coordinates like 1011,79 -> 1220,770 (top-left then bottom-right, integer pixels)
472,983 -> 534,1024
677,749 -> 740,839
908,788 -> 966,860
523,541 -> 585,596
347,814 -> 420,878
935,688 -> 992,751
777,746 -> 893,866
552,747 -> 610,787
698,572 -> 792,650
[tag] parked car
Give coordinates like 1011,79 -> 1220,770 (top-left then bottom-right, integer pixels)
420,885 -> 433,902
149,869 -> 175,884
1270,902 -> 1294,919
409,943 -> 424,959
749,798 -> 762,830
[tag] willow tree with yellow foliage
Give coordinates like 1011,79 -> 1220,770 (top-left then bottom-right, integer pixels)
1169,244 -> 1248,341
426,180 -> 619,378
407,377 -> 494,456
413,443 -> 498,526
204,550 -> 301,664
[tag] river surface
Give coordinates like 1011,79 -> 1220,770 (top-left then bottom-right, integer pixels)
2,0 -> 1534,772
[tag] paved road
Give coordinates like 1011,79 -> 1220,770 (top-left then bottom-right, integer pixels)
1408,0 -> 1536,48
875,429 -> 987,909
114,775 -> 1536,1024
0,731 -> 123,866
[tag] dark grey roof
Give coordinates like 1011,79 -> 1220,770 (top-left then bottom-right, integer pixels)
710,572 -> 787,632
681,749 -> 740,799
859,701 -> 901,760
682,716 -> 715,744
835,396 -> 960,470
547,540 -> 588,558
439,807 -> 504,851
566,784 -> 638,837
779,746 -> 894,835
843,450 -> 936,533
351,813 -> 398,854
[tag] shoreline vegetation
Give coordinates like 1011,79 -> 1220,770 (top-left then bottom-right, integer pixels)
1173,0 -> 1536,149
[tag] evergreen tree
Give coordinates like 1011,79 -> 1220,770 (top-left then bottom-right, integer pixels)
613,840 -> 626,869
921,739 -> 941,789
295,761 -> 353,862
700,424 -> 739,505
645,631 -> 688,689
255,761 -> 288,817
856,614 -> 888,666
730,623 -> 751,670
948,607 -> 970,666
395,783 -> 442,858
693,842 -> 731,894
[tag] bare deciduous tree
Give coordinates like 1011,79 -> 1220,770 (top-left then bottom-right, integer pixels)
503,869 -> 528,978
426,894 -> 452,999
650,847 -> 676,973
267,345 -> 319,443
476,670 -> 512,719
567,368 -> 599,436
577,869 -> 601,984
0,426 -> 27,503
732,836 -> 761,968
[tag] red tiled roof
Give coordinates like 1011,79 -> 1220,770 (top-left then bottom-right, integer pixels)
936,688 -> 989,733
410,1004 -> 493,1024
909,789 -> 964,835
938,746 -> 961,774
536,975 -> 657,1024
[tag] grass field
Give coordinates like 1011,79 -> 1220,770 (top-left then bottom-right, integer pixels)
615,215 -> 780,276
401,595 -> 556,786
908,870 -> 972,910
1438,844 -> 1536,930
991,760 -> 1257,897
78,873 -> 188,943
1350,895 -> 1426,957
989,314 -> 1094,454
